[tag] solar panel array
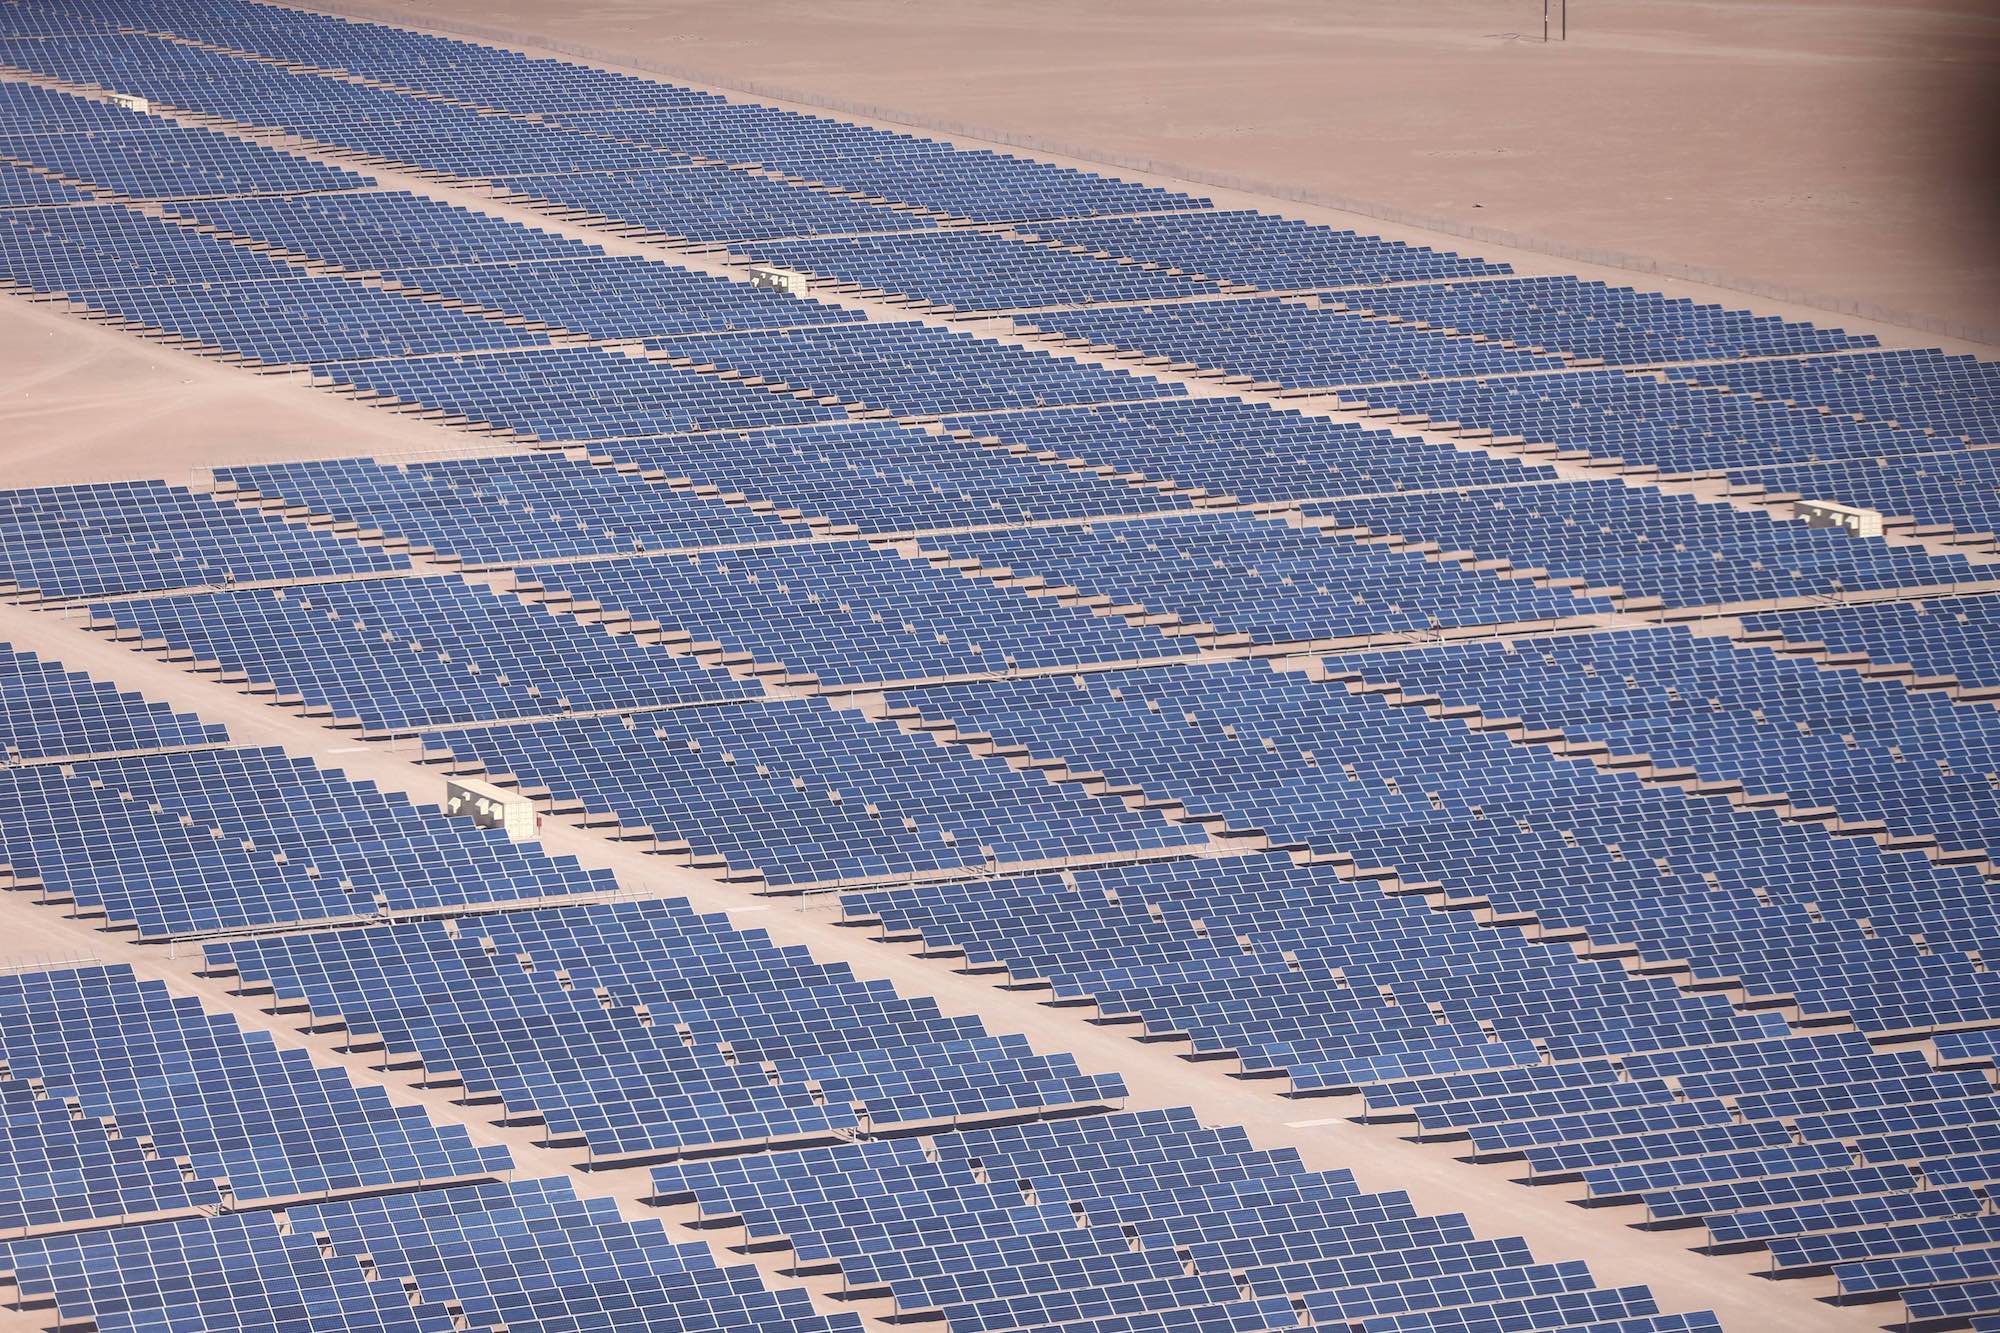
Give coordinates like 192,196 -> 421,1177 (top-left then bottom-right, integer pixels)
0,642 -> 223,758
0,0 -> 1995,1328
1739,597 -> 2000,698
0,478 -> 406,601
0,721 -> 617,937
4,1176 -> 861,1333
91,576 -> 764,731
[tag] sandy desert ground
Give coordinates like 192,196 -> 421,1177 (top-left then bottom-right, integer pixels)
324,0 -> 2000,335
0,293 -> 527,487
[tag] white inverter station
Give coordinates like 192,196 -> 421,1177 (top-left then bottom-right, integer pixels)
444,775 -> 537,842
1795,498 -> 1887,539
747,264 -> 809,297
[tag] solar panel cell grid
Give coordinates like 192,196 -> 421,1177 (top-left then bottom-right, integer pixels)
516,540 -> 1197,687
423,702 -> 1208,887
939,396 -> 1552,506
0,745 -> 615,936
913,510 -> 1604,645
214,451 -> 801,565
0,965 -> 510,1210
0,642 -> 226,758
1671,349 -> 2000,444
0,478 -> 408,599
205,901 -> 1128,1162
1027,296 -> 1569,389
595,419 -> 1192,532
1342,367 -> 1941,479
92,575 -> 761,731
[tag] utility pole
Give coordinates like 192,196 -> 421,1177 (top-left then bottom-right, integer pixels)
1543,0 -> 1550,43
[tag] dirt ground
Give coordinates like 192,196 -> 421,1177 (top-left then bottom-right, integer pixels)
327,0 -> 2000,335
0,293 -> 518,487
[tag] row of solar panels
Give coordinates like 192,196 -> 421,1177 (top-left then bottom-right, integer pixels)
206,905 -> 1721,1333
3,460 -> 1978,630
0,22 -> 1203,223
731,228 -> 1868,356
855,657 -> 2000,1039
0,963 -> 511,1230
1340,356 -> 2000,539
4,1176 -> 858,1333
7,413 -> 1979,615
0,640 -> 224,758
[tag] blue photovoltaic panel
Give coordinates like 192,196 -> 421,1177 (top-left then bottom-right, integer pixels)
0,642 -> 226,758
514,540 -> 1198,686
1320,276 -> 1872,365
0,744 -> 616,936
0,965 -> 510,1207
212,451 -> 802,566
91,576 -> 762,731
1741,599 -> 2000,694
1669,348 -> 2000,444
0,479 -> 408,599
422,700 -> 1208,887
